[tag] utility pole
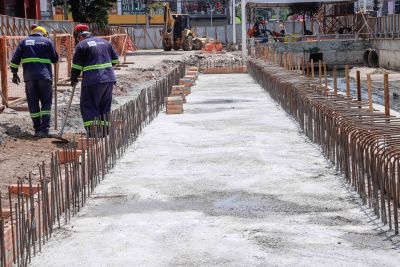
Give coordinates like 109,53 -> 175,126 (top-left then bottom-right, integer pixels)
232,0 -> 236,45
210,6 -> 214,28
63,0 -> 68,20
48,0 -> 54,19
207,2 -> 214,28
241,0 -> 246,57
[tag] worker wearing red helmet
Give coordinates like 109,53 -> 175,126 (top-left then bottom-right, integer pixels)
70,27 -> 119,136
73,24 -> 89,44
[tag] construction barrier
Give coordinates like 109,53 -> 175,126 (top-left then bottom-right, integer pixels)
0,36 -> 26,104
0,15 -> 36,36
97,34 -> 131,64
53,34 -> 74,84
0,33 -> 133,106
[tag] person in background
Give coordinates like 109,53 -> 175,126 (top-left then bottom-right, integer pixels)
279,24 -> 287,36
10,26 -> 59,137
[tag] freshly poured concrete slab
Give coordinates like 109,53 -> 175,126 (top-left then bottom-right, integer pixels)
31,74 -> 400,266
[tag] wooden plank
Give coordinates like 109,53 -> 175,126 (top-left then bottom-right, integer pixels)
384,73 -> 390,117
0,36 -> 9,106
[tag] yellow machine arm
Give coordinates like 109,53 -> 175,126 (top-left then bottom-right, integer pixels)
163,3 -> 174,34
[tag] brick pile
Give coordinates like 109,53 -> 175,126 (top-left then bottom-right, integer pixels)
165,67 -> 199,115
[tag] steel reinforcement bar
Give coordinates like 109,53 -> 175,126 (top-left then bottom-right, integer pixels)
0,62 -> 186,267
248,58 -> 400,235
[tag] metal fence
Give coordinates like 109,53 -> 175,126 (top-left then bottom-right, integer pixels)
0,15 -> 128,36
0,33 -> 132,106
368,14 -> 400,38
0,15 -> 37,36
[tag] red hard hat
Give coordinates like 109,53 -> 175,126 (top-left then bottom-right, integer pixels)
74,24 -> 89,32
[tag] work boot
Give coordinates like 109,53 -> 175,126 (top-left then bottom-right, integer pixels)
34,131 -> 48,138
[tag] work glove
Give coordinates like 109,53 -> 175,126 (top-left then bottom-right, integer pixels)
12,73 -> 20,85
71,77 -> 79,87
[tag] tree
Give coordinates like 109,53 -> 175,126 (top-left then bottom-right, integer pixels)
53,0 -> 116,27
288,3 -> 320,34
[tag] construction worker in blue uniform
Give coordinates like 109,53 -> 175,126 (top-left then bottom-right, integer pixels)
10,26 -> 59,137
70,27 -> 119,136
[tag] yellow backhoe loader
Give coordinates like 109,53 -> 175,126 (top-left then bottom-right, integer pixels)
160,3 -> 203,51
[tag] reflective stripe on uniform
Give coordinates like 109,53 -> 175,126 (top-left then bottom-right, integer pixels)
84,120 -> 110,127
84,120 -> 94,127
111,59 -> 119,64
41,110 -> 51,116
82,62 -> 112,72
30,112 -> 41,118
10,62 -> 19,68
21,57 -> 51,64
72,64 -> 83,71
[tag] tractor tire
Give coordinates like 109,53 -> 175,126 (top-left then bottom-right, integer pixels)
162,39 -> 172,51
163,45 -> 172,51
193,39 -> 203,50
183,35 -> 193,51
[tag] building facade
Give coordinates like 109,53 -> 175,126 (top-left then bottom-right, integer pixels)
110,0 -> 230,26
51,0 -> 231,26
0,0 -> 41,19
180,0 -> 230,26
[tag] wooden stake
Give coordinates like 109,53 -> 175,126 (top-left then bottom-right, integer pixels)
284,53 -> 287,69
324,62 -> 328,94
318,60 -> 322,85
0,36 -> 8,106
384,73 -> 390,117
54,33 -> 59,130
356,70 -> 361,102
333,66 -> 337,96
345,65 -> 350,97
367,73 -> 373,112
311,59 -> 314,79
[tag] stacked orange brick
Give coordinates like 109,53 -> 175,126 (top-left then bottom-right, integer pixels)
165,67 -> 199,115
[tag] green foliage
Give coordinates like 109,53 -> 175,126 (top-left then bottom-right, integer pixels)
288,3 -> 319,17
279,8 -> 290,21
288,3 -> 319,33
53,0 -> 116,27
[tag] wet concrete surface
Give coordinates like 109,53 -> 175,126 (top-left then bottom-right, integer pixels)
30,74 -> 400,266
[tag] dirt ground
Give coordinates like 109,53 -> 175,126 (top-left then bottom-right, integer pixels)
0,49 -> 242,204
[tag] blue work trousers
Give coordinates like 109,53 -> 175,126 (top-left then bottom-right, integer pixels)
80,82 -> 113,135
25,79 -> 52,134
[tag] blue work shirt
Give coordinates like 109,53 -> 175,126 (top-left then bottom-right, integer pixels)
10,33 -> 59,82
71,36 -> 119,87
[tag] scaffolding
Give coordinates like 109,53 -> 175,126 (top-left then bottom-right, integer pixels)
316,1 -> 371,35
